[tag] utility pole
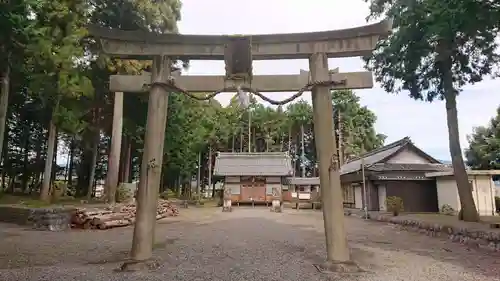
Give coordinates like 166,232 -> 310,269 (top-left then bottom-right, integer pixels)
231,134 -> 235,152
300,124 -> 306,177
240,127 -> 243,152
361,144 -> 368,219
196,151 -> 201,197
208,145 -> 212,198
248,109 -> 252,153
338,111 -> 344,166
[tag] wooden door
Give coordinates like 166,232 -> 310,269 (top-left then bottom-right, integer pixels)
240,177 -> 266,202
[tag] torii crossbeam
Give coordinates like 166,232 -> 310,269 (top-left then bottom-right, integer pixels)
109,70 -> 373,93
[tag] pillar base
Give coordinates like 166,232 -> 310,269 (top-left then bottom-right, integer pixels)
314,260 -> 363,274
222,199 -> 232,212
119,258 -> 161,272
270,200 -> 282,212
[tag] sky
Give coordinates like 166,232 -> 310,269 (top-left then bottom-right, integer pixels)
176,0 -> 500,161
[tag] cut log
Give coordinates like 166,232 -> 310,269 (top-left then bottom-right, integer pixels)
81,210 -> 113,216
91,213 -> 130,225
70,199 -> 179,230
98,219 -> 131,230
83,220 -> 93,229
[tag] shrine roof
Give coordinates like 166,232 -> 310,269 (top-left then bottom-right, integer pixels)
214,152 -> 293,177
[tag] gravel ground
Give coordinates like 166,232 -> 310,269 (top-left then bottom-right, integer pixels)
0,207 -> 499,281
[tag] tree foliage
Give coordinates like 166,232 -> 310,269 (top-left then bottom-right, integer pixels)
0,1 -> 385,203
465,106 -> 500,170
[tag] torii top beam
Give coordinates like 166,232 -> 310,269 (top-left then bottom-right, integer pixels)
89,20 -> 392,60
109,70 -> 373,93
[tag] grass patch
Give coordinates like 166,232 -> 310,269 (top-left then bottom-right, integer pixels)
198,199 -> 219,208
404,213 -> 500,225
0,194 -> 103,208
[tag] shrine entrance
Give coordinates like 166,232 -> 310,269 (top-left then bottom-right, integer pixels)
90,19 -> 392,271
240,176 -> 266,203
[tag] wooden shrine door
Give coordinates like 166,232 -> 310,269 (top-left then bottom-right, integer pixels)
240,176 -> 266,202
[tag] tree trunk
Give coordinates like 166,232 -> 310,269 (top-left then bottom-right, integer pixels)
51,130 -> 59,181
196,151 -> 201,197
438,43 -> 479,222
443,81 -> 479,222
22,126 -> 30,192
76,143 -> 91,197
0,64 -> 10,165
64,154 -> 70,181
87,136 -> 100,200
119,136 -> 128,183
87,105 -> 101,200
0,123 -> 7,191
68,138 -> 75,188
31,140 -> 42,193
123,140 -> 132,183
40,117 -> 57,202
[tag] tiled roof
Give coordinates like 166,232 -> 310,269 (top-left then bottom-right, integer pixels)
339,137 -> 442,175
367,163 -> 453,172
214,152 -> 293,176
340,138 -> 411,175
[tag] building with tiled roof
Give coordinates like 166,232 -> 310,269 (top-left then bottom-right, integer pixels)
214,152 -> 293,206
340,137 -> 497,216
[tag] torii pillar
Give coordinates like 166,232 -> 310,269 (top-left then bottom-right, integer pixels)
126,56 -> 171,268
310,54 -> 350,267
105,91 -> 123,203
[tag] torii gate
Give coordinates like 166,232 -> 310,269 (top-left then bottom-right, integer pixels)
90,19 -> 391,272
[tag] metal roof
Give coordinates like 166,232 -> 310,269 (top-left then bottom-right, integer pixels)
284,177 -> 320,186
214,152 -> 293,176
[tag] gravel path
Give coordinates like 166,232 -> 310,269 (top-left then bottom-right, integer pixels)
0,207 -> 499,281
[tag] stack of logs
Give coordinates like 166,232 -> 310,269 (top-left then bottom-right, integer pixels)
71,200 -> 179,230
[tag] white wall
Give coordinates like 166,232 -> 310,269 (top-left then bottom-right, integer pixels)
473,176 -> 496,216
378,184 -> 387,211
386,147 -> 431,164
436,178 -> 461,211
436,175 -> 496,216
354,186 -> 363,209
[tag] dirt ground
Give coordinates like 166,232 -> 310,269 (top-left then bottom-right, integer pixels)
0,207 -> 499,281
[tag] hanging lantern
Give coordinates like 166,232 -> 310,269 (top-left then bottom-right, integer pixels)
236,85 -> 250,108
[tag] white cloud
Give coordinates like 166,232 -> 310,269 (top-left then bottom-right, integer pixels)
177,0 -> 500,161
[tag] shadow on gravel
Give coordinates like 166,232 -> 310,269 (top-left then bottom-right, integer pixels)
275,216 -> 500,278
86,250 -> 130,265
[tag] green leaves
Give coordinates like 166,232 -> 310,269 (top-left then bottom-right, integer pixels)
364,0 -> 500,101
465,106 -> 500,170
332,90 -> 385,159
